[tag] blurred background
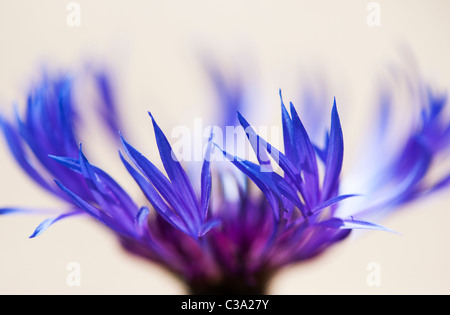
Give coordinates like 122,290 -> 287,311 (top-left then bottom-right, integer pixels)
0,0 -> 449,294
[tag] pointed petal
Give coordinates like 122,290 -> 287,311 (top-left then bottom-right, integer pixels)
289,101 -> 320,204
149,112 -> 201,223
319,217 -> 396,233
200,137 -> 213,220
322,99 -> 344,201
280,90 -> 298,167
0,208 -> 33,215
312,194 -> 360,214
49,155 -> 80,171
29,210 -> 82,238
290,102 -> 319,173
0,207 -> 61,215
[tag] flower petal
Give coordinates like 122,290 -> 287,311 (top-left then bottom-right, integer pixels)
29,210 -> 82,238
312,194 -> 361,214
200,136 -> 213,220
319,217 -> 395,233
289,101 -> 320,205
321,99 -> 344,201
149,112 -> 201,224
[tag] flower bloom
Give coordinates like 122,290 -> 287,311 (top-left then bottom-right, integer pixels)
1,64 -> 449,294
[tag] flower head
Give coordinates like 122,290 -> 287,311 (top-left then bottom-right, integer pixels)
48,101 -> 365,294
1,62 -> 450,294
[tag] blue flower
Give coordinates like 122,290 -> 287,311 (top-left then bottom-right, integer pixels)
1,63 -> 450,294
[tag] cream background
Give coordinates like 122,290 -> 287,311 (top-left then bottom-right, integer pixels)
0,0 -> 449,294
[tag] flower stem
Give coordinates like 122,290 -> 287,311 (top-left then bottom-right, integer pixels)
187,273 -> 271,295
